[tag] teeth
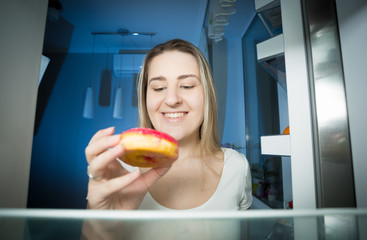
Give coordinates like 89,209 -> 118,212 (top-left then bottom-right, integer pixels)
165,112 -> 184,118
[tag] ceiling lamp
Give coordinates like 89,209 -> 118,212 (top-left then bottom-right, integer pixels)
208,0 -> 237,42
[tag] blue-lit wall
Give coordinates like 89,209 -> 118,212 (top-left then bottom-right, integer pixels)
28,53 -> 138,208
221,38 -> 247,155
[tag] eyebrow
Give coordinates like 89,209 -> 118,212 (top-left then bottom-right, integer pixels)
148,76 -> 165,84
148,74 -> 200,84
178,74 -> 200,80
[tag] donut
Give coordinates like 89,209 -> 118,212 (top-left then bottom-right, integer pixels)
118,128 -> 179,168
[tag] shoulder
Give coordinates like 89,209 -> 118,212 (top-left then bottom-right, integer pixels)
222,148 -> 249,168
222,148 -> 253,210
222,148 -> 251,180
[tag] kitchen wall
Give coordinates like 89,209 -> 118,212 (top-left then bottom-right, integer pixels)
221,0 -> 256,156
28,53 -> 139,208
221,38 -> 247,155
211,39 -> 228,142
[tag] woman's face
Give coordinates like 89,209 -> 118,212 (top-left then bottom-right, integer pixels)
146,50 -> 204,143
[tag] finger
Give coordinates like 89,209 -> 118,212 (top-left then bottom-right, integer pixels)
89,127 -> 115,145
85,134 -> 121,163
103,170 -> 141,194
88,144 -> 125,178
141,166 -> 171,187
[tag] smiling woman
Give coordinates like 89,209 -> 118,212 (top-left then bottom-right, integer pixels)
84,39 -> 252,213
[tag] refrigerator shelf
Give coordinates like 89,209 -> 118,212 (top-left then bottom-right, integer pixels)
260,135 -> 290,156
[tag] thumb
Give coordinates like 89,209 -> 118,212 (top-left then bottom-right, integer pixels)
103,169 -> 141,195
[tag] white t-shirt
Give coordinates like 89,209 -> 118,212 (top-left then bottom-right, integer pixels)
119,148 -> 252,239
137,147 -> 253,211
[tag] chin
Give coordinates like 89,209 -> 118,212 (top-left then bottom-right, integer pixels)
163,129 -> 182,141
152,123 -> 200,143
171,130 -> 200,144
156,127 -> 182,141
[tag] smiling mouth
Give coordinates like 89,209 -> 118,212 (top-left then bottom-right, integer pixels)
163,112 -> 186,119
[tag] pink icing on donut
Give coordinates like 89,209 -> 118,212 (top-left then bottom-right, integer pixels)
121,128 -> 178,145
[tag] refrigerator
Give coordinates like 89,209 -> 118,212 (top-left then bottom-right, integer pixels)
246,0 -> 367,210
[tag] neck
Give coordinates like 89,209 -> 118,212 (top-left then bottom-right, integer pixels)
175,135 -> 201,163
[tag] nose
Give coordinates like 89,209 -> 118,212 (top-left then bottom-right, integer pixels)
164,87 -> 182,106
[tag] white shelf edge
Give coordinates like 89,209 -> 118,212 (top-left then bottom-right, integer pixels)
261,135 -> 291,156
256,34 -> 284,61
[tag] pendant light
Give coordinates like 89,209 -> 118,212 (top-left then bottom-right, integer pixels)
113,86 -> 124,119
83,87 -> 94,118
83,35 -> 96,118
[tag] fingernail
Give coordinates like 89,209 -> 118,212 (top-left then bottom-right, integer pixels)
111,134 -> 121,143
103,126 -> 115,133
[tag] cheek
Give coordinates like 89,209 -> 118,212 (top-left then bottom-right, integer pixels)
146,91 -> 160,115
199,93 -> 206,121
198,102 -> 205,122
191,91 -> 205,117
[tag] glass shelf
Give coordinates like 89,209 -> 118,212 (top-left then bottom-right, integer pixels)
259,54 -> 286,91
256,34 -> 287,91
1,208 -> 366,240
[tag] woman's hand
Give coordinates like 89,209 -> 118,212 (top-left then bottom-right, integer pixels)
85,126 -> 170,210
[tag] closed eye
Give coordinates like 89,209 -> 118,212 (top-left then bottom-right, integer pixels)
181,85 -> 194,89
153,87 -> 166,92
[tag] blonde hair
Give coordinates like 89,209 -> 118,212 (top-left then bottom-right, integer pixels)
137,39 -> 220,156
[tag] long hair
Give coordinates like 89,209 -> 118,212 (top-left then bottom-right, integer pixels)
137,39 -> 220,156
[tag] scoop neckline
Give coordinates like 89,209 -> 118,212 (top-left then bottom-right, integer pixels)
146,148 -> 230,210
